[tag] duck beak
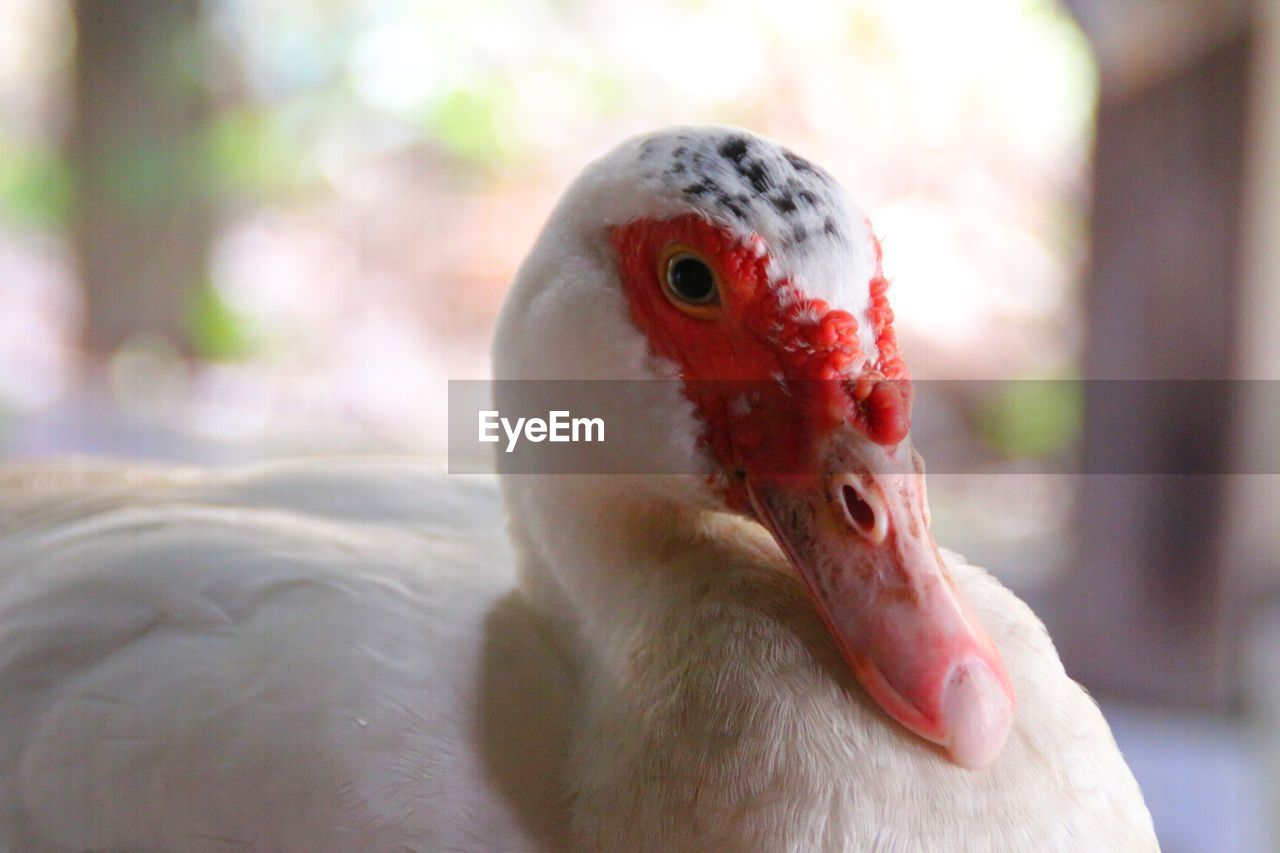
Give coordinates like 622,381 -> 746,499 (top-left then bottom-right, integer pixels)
743,430 -> 1015,770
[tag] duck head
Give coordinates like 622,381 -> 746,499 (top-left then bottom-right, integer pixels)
494,126 -> 1014,770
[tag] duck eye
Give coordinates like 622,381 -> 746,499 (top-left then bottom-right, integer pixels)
667,255 -> 716,303
660,248 -> 720,316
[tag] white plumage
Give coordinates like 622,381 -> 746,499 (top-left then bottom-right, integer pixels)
0,127 -> 1158,850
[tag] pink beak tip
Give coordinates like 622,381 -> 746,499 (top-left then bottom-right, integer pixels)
939,658 -> 1015,770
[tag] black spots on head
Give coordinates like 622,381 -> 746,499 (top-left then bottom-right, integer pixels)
783,149 -> 819,176
717,192 -> 751,222
683,177 -> 720,199
779,209 -> 844,251
718,136 -> 751,164
740,161 -> 771,194
770,179 -> 815,212
683,179 -> 749,222
717,136 -> 774,195
647,135 -> 693,162
658,131 -> 849,244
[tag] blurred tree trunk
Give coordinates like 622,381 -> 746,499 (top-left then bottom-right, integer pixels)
69,0 -> 211,356
1048,2 -> 1253,709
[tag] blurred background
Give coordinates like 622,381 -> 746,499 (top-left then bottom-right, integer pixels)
0,0 -> 1277,849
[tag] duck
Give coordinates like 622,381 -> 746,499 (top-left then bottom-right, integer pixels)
0,126 -> 1158,851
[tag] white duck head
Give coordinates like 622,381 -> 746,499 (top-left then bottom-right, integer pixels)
493,126 -> 1015,769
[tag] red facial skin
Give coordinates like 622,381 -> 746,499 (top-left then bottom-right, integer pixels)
610,214 -> 1018,771
609,214 -> 911,507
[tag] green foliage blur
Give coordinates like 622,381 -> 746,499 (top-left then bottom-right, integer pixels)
0,141 -> 70,229
973,380 -> 1083,459
0,0 -> 1096,457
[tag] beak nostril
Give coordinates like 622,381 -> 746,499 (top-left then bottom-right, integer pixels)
841,484 -> 875,534
832,474 -> 887,544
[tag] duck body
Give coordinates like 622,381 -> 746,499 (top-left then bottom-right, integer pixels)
0,460 -> 573,851
0,125 -> 1159,850
0,458 -> 1154,850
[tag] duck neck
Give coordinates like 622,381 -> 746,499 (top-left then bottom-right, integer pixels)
501,475 -> 722,664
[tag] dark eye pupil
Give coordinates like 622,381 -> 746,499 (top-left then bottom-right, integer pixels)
669,257 -> 715,303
